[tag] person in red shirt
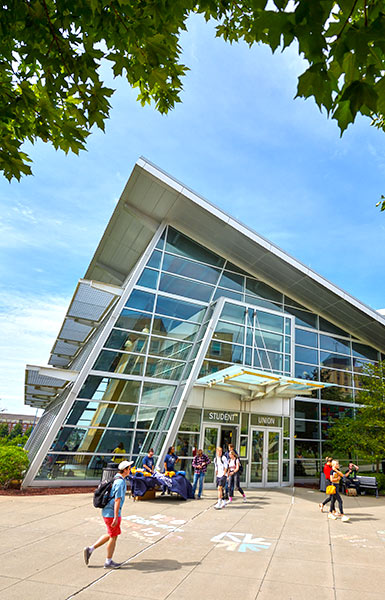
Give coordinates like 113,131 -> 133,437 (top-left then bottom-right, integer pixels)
319,457 -> 333,512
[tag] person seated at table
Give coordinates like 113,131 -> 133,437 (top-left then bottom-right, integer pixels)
344,461 -> 360,494
142,448 -> 155,474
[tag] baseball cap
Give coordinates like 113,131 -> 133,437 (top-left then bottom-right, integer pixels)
118,460 -> 134,470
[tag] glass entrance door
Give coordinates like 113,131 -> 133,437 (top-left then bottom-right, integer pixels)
202,425 -> 219,485
250,428 -> 281,487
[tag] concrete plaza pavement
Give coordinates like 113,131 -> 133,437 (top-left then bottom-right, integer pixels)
0,487 -> 385,600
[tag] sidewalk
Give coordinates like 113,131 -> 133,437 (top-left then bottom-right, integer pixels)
1,487 -> 385,599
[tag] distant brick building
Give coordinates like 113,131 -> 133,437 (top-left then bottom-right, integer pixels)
0,413 -> 39,434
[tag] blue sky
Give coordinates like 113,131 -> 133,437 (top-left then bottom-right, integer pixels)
1,15 -> 384,415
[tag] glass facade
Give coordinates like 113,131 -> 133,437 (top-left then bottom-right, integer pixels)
30,224 -> 383,485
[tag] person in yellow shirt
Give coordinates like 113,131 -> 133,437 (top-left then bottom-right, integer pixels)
112,442 -> 125,463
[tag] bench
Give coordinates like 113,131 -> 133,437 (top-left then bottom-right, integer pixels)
357,475 -> 379,498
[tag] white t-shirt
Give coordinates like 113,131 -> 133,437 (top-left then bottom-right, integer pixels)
215,455 -> 228,477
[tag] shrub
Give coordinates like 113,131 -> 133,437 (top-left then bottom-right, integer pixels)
0,446 -> 29,489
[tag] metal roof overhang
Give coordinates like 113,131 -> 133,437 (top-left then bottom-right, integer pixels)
48,279 -> 123,368
25,365 -> 79,409
83,158 -> 385,352
196,366 -> 333,400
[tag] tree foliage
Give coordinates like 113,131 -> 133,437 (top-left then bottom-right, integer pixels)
0,446 -> 29,489
328,361 -> 385,470
3,1 -> 385,180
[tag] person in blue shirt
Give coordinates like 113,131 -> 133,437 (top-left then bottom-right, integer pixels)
83,460 -> 133,569
161,446 -> 179,495
142,448 -> 155,474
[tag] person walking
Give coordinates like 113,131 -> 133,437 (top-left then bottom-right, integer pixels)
227,449 -> 246,503
328,460 -> 350,522
192,448 -> 210,499
83,460 -> 133,568
214,447 -> 228,510
319,457 -> 333,512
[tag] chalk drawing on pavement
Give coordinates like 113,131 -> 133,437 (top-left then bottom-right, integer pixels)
210,532 -> 272,553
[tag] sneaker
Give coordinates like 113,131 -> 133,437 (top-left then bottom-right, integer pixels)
160,491 -> 165,496
242,496 -> 247,503
214,501 -> 222,510
104,560 -> 122,569
318,503 -> 323,512
221,499 -> 227,508
341,515 -> 350,522
83,547 -> 92,566
228,497 -> 233,503
328,513 -> 337,520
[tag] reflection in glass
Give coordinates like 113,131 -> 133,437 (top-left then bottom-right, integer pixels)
319,318 -> 349,337
149,337 -> 192,360
352,342 -> 379,361
78,376 -> 141,404
295,400 -> 319,420
251,430 -> 264,483
141,383 -> 176,406
179,408 -> 202,432
320,368 -> 352,387
295,363 -> 319,380
213,288 -> 243,302
320,334 -> 350,355
155,296 -> 205,322
125,289 -> 155,312
285,307 -> 318,329
199,360 -> 231,377
162,253 -> 221,284
136,268 -> 159,290
295,346 -> 318,365
295,329 -> 318,348
159,273 -> 213,302
246,279 -> 282,303
320,351 -> 351,371
105,330 -> 148,353
219,271 -> 244,292
93,350 -> 144,376
152,315 -> 199,340
294,419 -> 320,439
146,249 -> 162,269
220,303 -> 245,324
206,341 -> 243,363
213,321 -> 245,345
115,309 -> 152,332
145,357 -> 185,380
166,227 -> 225,267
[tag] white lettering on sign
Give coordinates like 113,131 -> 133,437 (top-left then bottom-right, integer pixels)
208,412 -> 238,422
257,416 -> 275,426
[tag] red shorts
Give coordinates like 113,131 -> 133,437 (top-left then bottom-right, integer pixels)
103,517 -> 122,537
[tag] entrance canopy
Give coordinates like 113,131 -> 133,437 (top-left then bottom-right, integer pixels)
196,365 -> 333,400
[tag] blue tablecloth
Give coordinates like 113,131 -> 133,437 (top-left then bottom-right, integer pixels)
129,473 -> 193,500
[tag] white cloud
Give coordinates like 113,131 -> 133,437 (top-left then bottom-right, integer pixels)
0,291 -> 70,415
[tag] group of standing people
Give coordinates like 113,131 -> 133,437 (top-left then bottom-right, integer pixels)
319,456 -> 358,522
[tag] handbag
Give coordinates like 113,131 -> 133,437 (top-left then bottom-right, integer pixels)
326,484 -> 336,495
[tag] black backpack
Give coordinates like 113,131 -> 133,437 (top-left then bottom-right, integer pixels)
93,479 -> 113,508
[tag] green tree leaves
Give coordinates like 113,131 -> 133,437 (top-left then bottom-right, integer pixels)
328,361 -> 385,470
3,1 -> 385,180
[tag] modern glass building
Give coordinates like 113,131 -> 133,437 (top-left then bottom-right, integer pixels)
22,158 -> 385,488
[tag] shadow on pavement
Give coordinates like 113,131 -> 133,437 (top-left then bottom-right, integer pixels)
121,559 -> 200,572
